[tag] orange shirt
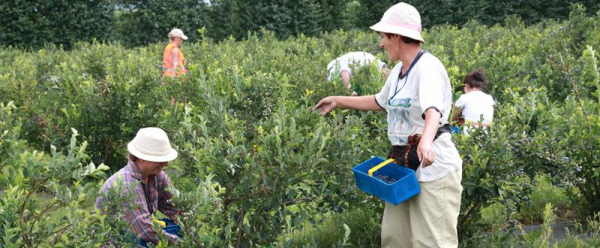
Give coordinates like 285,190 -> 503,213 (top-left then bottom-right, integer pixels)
162,43 -> 187,77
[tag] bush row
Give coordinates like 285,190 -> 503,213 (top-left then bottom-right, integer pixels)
2,1 -> 600,49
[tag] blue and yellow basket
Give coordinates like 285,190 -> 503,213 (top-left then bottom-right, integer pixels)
352,156 -> 420,205
135,218 -> 182,247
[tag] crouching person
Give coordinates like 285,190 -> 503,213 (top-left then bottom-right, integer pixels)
96,127 -> 180,245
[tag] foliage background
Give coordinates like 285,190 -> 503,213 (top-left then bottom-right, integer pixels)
2,0 -> 600,49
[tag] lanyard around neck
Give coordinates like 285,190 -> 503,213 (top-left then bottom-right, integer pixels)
389,50 -> 425,101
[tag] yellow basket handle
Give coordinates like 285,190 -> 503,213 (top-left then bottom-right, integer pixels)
152,217 -> 166,228
368,158 -> 395,177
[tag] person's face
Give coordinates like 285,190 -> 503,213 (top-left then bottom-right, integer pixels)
378,33 -> 402,62
138,159 -> 169,176
174,37 -> 183,46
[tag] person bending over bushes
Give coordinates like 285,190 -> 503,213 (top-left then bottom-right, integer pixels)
96,127 -> 180,245
326,51 -> 389,96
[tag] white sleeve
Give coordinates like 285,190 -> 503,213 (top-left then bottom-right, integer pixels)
455,94 -> 466,108
418,66 -> 447,117
326,60 -> 338,81
375,74 -> 393,111
338,59 -> 352,76
377,60 -> 387,70
326,60 -> 336,71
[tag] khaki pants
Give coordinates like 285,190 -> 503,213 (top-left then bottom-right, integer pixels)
381,169 -> 463,248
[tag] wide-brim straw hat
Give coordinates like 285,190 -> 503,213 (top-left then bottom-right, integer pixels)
370,2 -> 424,43
127,127 -> 178,162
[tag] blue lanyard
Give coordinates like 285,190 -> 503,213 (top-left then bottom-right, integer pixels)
389,50 -> 425,101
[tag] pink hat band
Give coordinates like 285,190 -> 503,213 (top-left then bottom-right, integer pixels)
384,20 -> 422,32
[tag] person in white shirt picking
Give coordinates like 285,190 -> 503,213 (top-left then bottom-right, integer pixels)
327,52 -> 389,96
452,69 -> 495,134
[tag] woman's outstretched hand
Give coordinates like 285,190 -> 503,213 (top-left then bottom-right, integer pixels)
312,96 -> 338,116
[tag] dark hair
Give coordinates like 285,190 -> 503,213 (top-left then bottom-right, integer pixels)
382,32 -> 421,45
128,154 -> 139,162
463,69 -> 488,89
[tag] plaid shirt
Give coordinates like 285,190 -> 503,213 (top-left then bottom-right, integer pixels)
96,160 -> 179,244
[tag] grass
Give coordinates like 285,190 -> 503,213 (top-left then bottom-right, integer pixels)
465,204 -> 600,247
278,205 -> 382,247
479,173 -> 574,230
520,174 -> 572,224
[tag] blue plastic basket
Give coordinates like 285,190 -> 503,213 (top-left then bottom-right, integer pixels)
136,218 -> 182,247
352,156 -> 420,205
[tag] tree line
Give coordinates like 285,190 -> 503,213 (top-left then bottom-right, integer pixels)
1,0 -> 599,49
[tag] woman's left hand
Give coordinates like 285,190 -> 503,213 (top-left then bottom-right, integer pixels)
417,139 -> 435,167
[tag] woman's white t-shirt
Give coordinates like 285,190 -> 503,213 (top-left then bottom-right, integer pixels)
374,52 -> 462,182
455,91 -> 495,124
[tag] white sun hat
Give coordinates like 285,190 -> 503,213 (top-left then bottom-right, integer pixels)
127,127 -> 178,162
168,28 -> 188,40
369,2 -> 424,43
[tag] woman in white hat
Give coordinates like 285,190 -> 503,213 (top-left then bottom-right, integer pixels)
96,127 -> 180,245
313,2 -> 462,247
163,28 -> 188,78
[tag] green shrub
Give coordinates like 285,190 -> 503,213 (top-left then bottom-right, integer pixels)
113,0 -> 209,47
357,0 -> 600,28
480,202 -> 509,232
278,206 -> 381,247
454,126 -> 532,243
0,0 -> 113,49
520,174 -> 570,224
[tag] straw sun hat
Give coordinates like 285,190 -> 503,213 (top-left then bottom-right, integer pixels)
369,2 -> 424,43
127,127 -> 178,162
